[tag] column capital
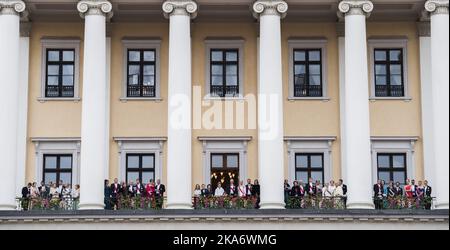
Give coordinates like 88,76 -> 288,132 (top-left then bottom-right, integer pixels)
0,0 -> 25,16
338,0 -> 373,17
77,0 -> 113,19
162,0 -> 198,19
425,0 -> 449,15
252,0 -> 288,19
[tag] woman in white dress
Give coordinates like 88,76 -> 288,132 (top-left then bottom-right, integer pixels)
193,184 -> 202,197
214,183 -> 225,197
238,181 -> 246,198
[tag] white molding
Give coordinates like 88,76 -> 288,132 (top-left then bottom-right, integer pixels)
121,38 -> 162,101
39,38 -> 81,102
285,137 -> 336,184
204,39 -> 245,99
32,138 -> 81,187
368,38 -> 410,100
105,37 -> 111,180
370,137 -> 419,185
287,38 -> 329,100
113,137 -> 166,183
198,137 -> 251,185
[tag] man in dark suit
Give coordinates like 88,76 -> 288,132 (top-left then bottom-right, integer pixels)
305,178 -> 317,197
134,179 -> 145,196
245,179 -> 253,197
21,183 -> 31,211
339,179 -> 348,207
373,180 -> 384,209
110,178 -> 121,209
424,180 -> 432,210
201,184 -> 209,197
394,182 -> 403,197
155,179 -> 166,208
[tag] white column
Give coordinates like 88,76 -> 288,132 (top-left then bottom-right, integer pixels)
425,0 -> 449,210
253,0 -> 288,209
338,0 -> 374,209
0,0 -> 26,210
77,0 -> 112,210
163,0 -> 197,209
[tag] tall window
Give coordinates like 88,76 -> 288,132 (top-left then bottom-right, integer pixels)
377,153 -> 407,184
295,153 -> 324,184
127,49 -> 156,98
210,49 -> 239,97
211,153 -> 239,191
374,49 -> 405,97
43,155 -> 73,185
293,49 -> 323,97
45,49 -> 75,98
126,154 -> 155,184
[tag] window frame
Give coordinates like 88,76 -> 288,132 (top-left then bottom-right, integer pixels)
288,39 -> 329,101
368,39 -> 410,100
292,49 -> 323,98
125,153 -> 155,184
209,49 -> 240,98
43,154 -> 73,185
40,39 -> 80,102
121,39 -> 162,102
45,49 -> 76,98
376,153 -> 408,184
373,48 -> 405,97
294,153 -> 325,183
204,39 -> 245,100
126,49 -> 157,98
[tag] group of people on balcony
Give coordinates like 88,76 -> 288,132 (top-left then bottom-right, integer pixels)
20,181 -> 80,210
373,179 -> 433,210
104,178 -> 166,210
193,179 -> 260,198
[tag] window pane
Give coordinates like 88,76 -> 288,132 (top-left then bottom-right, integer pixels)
62,76 -> 73,86
47,76 -> 59,86
127,156 -> 140,169
309,64 -> 321,75
211,76 -> 223,86
63,65 -> 73,75
227,155 -> 238,168
309,51 -> 321,61
376,76 -> 387,85
48,51 -> 60,61
393,155 -> 405,168
295,171 -> 308,182
48,65 -> 59,75
144,65 -> 154,75
212,65 -> 222,75
311,171 -> 323,184
226,52 -> 238,62
294,65 -> 306,75
142,171 -> 155,184
144,51 -> 155,61
390,75 -> 402,85
389,50 -> 402,61
129,65 -> 140,75
45,156 -> 57,169
393,172 -> 406,184
211,51 -> 223,61
143,76 -> 155,86
127,172 -> 139,183
60,156 -> 72,169
211,155 -> 223,168
226,65 -> 237,75
309,75 -> 321,85
294,51 -> 305,61
310,155 -> 323,168
60,173 -> 72,185
226,75 -> 238,85
390,65 -> 401,75
379,172 -> 391,183
296,155 -> 308,168
375,64 -> 386,75
128,76 -> 139,85
142,155 -> 154,169
44,173 -> 57,184
378,155 -> 390,168
375,50 -> 386,61
129,51 -> 140,62
63,51 -> 74,62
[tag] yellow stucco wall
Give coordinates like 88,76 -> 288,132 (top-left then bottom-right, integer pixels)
25,21 -> 425,189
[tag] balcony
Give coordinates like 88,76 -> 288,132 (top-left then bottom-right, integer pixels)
127,85 -> 156,98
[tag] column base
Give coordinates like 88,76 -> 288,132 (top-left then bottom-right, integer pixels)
166,202 -> 193,210
347,202 -> 375,210
259,202 -> 286,210
78,203 -> 105,210
0,204 -> 17,211
434,202 -> 449,210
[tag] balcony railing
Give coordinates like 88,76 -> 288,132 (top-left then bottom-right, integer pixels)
210,85 -> 239,98
46,85 -> 74,98
127,85 -> 156,98
286,196 -> 346,210
375,85 -> 404,97
16,197 -> 79,211
193,196 -> 258,210
293,84 -> 323,97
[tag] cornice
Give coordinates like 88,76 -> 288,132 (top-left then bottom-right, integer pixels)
77,0 -> 113,19
162,0 -> 198,19
338,0 -> 373,18
0,0 -> 25,16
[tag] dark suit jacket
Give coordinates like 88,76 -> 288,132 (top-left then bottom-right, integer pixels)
156,184 -> 166,197
110,183 -> 121,197
394,186 -> 403,196
373,184 -> 383,197
201,188 -> 210,197
228,185 -> 238,196
245,184 -> 252,196
425,186 -> 432,197
342,184 -> 348,195
305,183 -> 317,196
252,185 -> 260,196
22,187 -> 30,198
290,186 -> 305,197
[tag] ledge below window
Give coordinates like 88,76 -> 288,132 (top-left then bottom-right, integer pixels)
287,97 -> 330,102
203,95 -> 247,101
369,96 -> 412,102
120,97 -> 163,103
37,97 -> 81,103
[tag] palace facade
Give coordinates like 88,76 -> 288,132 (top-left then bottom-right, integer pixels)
0,0 -> 449,224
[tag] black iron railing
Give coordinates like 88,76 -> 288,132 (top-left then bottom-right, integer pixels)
294,84 -> 323,97
127,85 -> 156,98
46,85 -> 74,98
210,85 -> 239,98
375,85 -> 404,97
